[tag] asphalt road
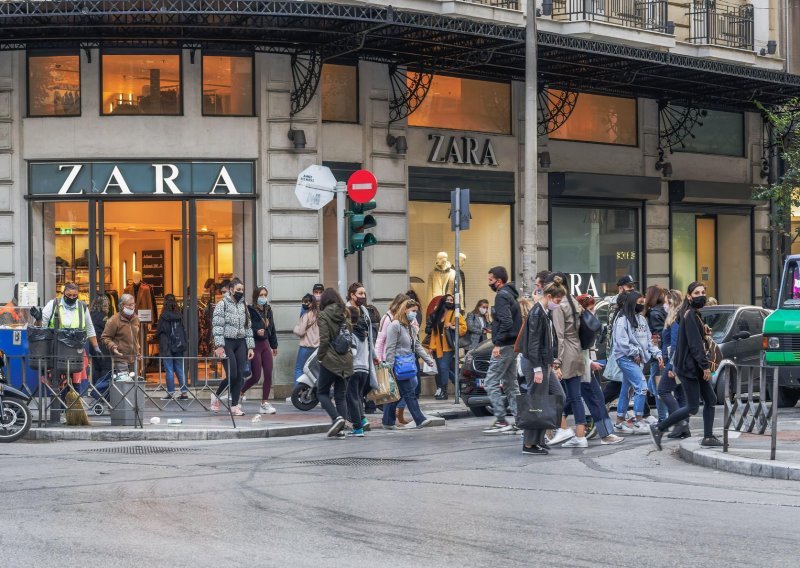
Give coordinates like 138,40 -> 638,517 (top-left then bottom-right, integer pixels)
3,417 -> 799,568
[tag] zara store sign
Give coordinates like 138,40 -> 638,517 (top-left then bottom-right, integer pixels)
29,161 -> 254,196
427,134 -> 498,167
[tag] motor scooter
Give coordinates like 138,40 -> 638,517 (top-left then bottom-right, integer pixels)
291,348 -> 320,411
0,365 -> 32,442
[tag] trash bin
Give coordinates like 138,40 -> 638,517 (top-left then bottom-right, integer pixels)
109,379 -> 144,426
0,327 -> 41,394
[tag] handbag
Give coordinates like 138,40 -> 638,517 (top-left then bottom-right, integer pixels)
367,366 -> 401,404
445,326 -> 470,350
566,296 -> 601,350
393,353 -> 418,380
515,391 -> 564,431
422,360 -> 437,375
603,354 -> 623,382
331,322 -> 354,355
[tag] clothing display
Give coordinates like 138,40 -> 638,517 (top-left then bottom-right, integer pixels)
124,281 -> 158,322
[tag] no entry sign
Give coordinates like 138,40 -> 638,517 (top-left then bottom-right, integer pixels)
347,169 -> 378,204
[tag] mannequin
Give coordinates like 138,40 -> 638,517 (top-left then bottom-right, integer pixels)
427,252 -> 457,305
124,270 -> 158,321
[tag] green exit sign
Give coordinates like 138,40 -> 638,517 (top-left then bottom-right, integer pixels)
59,228 -> 73,235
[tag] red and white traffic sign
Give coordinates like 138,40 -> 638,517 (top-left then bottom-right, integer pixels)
347,169 -> 378,204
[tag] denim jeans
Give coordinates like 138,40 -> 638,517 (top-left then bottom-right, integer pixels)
294,346 -> 316,382
616,356 -> 647,418
383,376 -> 426,426
561,376 -> 586,426
648,360 -> 668,421
397,375 -> 418,409
163,357 -> 187,394
435,351 -> 455,390
563,372 -> 614,437
484,345 -> 519,421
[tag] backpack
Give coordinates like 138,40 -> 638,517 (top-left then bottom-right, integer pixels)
331,322 -> 355,355
565,296 -> 601,350
168,319 -> 186,353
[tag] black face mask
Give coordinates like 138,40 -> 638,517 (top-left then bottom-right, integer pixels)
63,296 -> 77,307
444,302 -> 455,310
635,304 -> 645,314
355,297 -> 367,307
691,296 -> 707,309
489,281 -> 499,292
233,291 -> 244,302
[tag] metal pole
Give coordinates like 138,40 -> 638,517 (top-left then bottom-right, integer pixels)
771,367 -> 778,461
723,369 -> 729,453
336,181 -> 347,298
768,125 -> 780,307
521,0 -> 539,293
454,188 -> 461,405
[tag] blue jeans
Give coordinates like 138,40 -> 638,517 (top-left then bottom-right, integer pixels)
383,376 -> 426,426
563,373 -> 614,437
163,357 -> 187,394
294,346 -> 316,382
435,351 -> 455,390
397,375 -> 419,409
648,360 -> 668,421
616,357 -> 647,418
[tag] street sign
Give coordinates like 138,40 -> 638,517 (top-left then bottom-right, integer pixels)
137,309 -> 152,323
346,169 -> 378,204
295,165 -> 337,210
450,188 -> 471,231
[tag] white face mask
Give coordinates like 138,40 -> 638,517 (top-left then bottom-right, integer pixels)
407,310 -> 418,321
122,307 -> 135,317
548,301 -> 559,311
479,307 -> 488,315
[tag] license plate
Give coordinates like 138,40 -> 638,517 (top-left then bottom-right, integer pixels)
477,379 -> 486,388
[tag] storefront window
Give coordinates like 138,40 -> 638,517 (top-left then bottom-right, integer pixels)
101,53 -> 181,115
408,75 -> 511,135
548,93 -> 637,146
407,201 -> 512,313
671,106 -> 744,156
321,64 -> 358,123
28,53 -> 81,117
202,55 -> 254,116
551,206 -> 639,297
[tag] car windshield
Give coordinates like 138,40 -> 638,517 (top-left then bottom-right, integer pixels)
780,260 -> 800,308
701,310 -> 733,343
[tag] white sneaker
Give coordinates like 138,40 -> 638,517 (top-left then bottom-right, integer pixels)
285,396 -> 292,404
562,436 -> 588,448
643,416 -> 658,425
549,428 -> 575,446
625,410 -> 636,421
260,402 -> 277,415
632,421 -> 651,435
601,435 -> 625,445
614,422 -> 634,434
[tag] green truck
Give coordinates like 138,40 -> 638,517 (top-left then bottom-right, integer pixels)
762,254 -> 800,407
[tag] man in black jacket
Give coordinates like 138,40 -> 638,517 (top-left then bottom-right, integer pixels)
483,266 -> 523,434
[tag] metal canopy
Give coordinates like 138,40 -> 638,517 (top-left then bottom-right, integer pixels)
1,0 -> 799,110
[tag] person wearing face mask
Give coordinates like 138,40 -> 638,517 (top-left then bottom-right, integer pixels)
611,291 -> 664,435
425,293 -> 467,400
466,299 -> 491,352
241,287 -> 279,414
210,277 -> 255,416
293,293 -> 320,383
345,282 -> 380,434
650,282 -> 722,450
100,292 -> 140,374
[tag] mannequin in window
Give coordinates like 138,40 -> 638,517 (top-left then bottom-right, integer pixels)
427,252 -> 455,307
125,270 -> 158,322
458,252 -> 467,307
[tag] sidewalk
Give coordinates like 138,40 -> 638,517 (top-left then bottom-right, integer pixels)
678,409 -> 800,481
24,396 -> 472,442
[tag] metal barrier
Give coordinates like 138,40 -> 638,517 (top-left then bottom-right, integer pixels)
552,0 -> 668,32
688,0 -> 754,50
722,365 -> 779,460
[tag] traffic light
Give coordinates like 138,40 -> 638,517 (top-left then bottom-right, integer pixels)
345,199 -> 378,256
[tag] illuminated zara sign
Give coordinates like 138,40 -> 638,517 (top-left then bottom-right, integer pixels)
427,134 -> 498,167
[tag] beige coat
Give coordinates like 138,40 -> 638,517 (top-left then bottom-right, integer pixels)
551,297 -> 585,379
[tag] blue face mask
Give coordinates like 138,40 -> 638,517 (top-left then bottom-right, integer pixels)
257,297 -> 268,306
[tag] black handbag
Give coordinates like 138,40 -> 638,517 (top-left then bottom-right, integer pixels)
445,326 -> 470,350
566,296 -> 601,350
515,392 -> 564,430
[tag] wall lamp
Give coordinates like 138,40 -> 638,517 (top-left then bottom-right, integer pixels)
287,129 -> 307,150
537,151 -> 551,169
387,134 -> 408,155
655,155 -> 672,178
540,0 -> 553,16
760,158 -> 770,179
760,40 -> 777,56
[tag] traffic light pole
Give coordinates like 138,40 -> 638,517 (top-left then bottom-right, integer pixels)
336,181 -> 347,298
453,188 -> 462,405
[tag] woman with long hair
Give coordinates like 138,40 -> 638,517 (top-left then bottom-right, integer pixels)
241,286 -> 279,414
657,288 -> 689,438
650,282 -> 722,450
316,287 -> 354,438
425,293 -> 467,400
89,295 -> 112,381
375,293 -> 409,362
611,291 -> 663,434
156,293 -> 188,400
293,293 -> 319,383
466,299 -> 491,351
644,285 -> 668,422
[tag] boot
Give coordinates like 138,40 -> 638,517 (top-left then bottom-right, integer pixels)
396,408 -> 411,425
667,420 -> 691,439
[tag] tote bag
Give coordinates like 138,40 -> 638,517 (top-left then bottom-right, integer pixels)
515,392 -> 564,431
367,366 -> 401,405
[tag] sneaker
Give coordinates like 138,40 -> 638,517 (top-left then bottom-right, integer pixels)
327,417 -> 346,437
178,393 -> 189,400
600,435 -> 625,445
260,402 -> 277,415
331,432 -> 346,439
417,418 -> 434,428
700,435 -> 723,448
502,425 -> 522,435
649,424 -> 664,451
346,428 -> 365,437
614,422 -> 633,434
482,420 -> 510,434
434,388 -> 443,400
230,405 -> 245,416
562,436 -> 588,448
241,395 -> 247,402
381,424 -> 397,430
549,427 -> 576,446
643,415 -> 658,425
160,393 -> 174,401
210,395 -> 220,413
285,396 -> 293,404
586,423 -> 598,440
522,445 -> 549,456
632,421 -> 651,435
360,418 -> 371,432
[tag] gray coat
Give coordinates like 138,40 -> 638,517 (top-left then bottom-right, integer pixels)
551,296 -> 585,379
384,320 -> 433,367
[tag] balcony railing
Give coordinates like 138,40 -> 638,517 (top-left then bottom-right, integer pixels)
688,0 -> 754,50
551,0 -> 669,32
464,0 -> 521,9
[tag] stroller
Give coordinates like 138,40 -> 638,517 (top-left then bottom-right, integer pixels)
87,369 -> 114,415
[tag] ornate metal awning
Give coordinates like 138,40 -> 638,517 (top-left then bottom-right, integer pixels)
1,0 -> 799,111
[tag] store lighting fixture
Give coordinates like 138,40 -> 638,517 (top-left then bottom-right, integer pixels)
287,128 -> 307,149
132,252 -> 137,273
655,150 -> 672,178
386,134 -> 408,155
123,261 -> 127,286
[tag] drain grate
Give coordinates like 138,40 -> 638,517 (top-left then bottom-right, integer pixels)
300,457 -> 418,467
83,446 -> 197,455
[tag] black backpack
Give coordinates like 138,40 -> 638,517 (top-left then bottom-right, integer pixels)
331,322 -> 355,355
168,319 -> 186,353
566,296 -> 602,350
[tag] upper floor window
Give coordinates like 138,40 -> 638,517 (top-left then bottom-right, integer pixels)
321,64 -> 358,123
101,53 -> 181,115
202,54 -> 254,116
548,93 -> 637,146
28,53 -> 81,117
409,75 -> 511,135
671,106 -> 744,157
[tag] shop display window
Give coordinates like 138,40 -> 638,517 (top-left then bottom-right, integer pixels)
671,106 -> 744,157
551,206 -> 639,297
321,64 -> 358,123
548,93 -> 637,146
408,75 -> 512,135
27,53 -> 81,117
101,53 -> 181,115
202,54 -> 254,116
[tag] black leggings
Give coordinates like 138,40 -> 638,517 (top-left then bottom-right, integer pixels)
318,364 -> 349,422
657,374 -> 716,438
347,371 -> 368,426
215,338 -> 248,407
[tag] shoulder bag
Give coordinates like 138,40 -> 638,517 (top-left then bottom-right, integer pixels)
566,296 -> 601,350
331,322 -> 354,355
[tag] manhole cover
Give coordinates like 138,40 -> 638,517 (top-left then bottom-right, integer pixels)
300,457 -> 417,467
84,446 -> 197,455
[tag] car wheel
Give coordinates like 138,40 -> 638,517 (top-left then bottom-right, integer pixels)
714,368 -> 734,405
469,405 -> 493,417
773,386 -> 800,408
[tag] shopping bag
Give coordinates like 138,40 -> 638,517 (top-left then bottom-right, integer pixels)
515,392 -> 564,431
367,366 -> 401,405
603,355 -> 623,382
422,360 -> 437,375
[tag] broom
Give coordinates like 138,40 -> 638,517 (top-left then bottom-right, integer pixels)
65,389 -> 91,426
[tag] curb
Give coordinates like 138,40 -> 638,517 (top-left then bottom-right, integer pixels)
678,440 -> 800,481
24,416 -> 447,442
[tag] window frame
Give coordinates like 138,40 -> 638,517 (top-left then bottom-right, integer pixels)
26,50 -> 82,118
548,92 -> 639,148
670,106 -> 745,158
320,61 -> 360,124
200,51 -> 256,118
99,49 -> 184,117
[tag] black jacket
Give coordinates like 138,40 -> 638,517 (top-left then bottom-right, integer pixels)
674,307 -> 709,379
249,304 -> 278,349
90,310 -> 112,377
647,304 -> 666,334
157,310 -> 187,356
491,282 -> 522,347
519,302 -> 557,368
